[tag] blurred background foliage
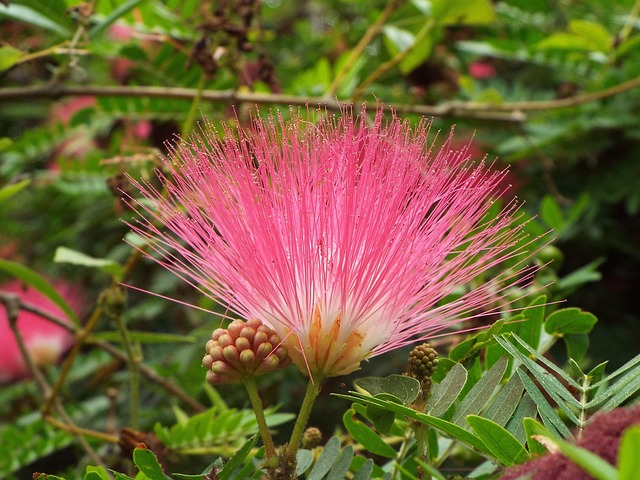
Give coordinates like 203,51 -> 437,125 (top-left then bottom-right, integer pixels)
0,0 -> 639,478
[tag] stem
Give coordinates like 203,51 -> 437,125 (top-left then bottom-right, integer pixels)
181,72 -> 207,137
326,0 -> 404,96
286,378 -> 322,458
114,306 -> 141,431
577,373 -> 591,439
243,376 -> 278,461
352,17 -> 435,101
414,423 -> 431,480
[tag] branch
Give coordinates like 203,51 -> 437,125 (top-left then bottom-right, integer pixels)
0,85 -> 524,123
1,75 -> 637,123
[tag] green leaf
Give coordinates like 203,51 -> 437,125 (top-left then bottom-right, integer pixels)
351,458 -> 374,480
483,374 -> 524,427
0,0 -> 72,36
343,409 -> 397,458
599,366 -> 640,411
496,334 -> 580,392
334,392 -> 491,457
467,415 -> 529,466
354,374 -> 420,404
89,0 -> 148,38
0,45 -> 22,73
505,393 -> 538,444
517,295 -> 547,349
54,246 -> 124,280
523,418 -> 553,456
325,445 -> 354,480
0,179 -> 30,201
448,336 -> 477,361
535,436 -> 618,480
217,436 -> 257,480
0,259 -> 79,327
516,370 -> 573,438
296,450 -> 314,476
383,25 -> 415,54
365,403 -> 396,435
540,195 -> 564,229
133,446 -> 171,480
618,426 -> 640,480
91,331 -> 196,344
84,465 -> 114,480
308,436 -> 341,480
414,458 -> 447,480
555,258 -> 604,292
431,0 -> 495,25
545,308 -> 597,335
564,333 -> 590,362
451,356 -> 508,426
568,20 -> 611,52
85,466 -> 112,480
428,363 -> 468,417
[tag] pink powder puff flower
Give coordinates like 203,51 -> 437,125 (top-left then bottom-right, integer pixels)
0,280 -> 80,383
469,61 -> 496,80
126,107 -> 537,380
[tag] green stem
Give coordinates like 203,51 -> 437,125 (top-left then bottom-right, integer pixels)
243,376 -> 278,461
414,423 -> 431,480
286,378 -> 322,458
181,72 -> 206,137
114,309 -> 140,431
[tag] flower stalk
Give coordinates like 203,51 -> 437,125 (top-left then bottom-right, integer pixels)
243,376 -> 278,462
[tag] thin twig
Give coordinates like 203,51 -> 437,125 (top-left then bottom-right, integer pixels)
16,296 -> 206,412
0,291 -> 110,472
326,0 -> 404,96
0,85 -> 522,122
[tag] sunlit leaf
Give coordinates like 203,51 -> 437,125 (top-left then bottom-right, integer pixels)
0,179 -> 30,202
133,446 -> 171,480
354,374 -> 420,404
0,46 -> 22,73
618,426 -> 640,480
0,259 -> 79,327
54,247 -> 124,280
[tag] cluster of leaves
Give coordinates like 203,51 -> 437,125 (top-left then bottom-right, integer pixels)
2,0 -> 640,479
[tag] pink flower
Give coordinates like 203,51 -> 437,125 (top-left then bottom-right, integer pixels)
127,107 -> 534,379
469,61 -> 496,80
0,280 -> 80,383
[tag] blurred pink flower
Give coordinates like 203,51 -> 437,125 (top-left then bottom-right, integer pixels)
469,61 -> 496,79
127,107 -> 535,379
0,280 -> 80,383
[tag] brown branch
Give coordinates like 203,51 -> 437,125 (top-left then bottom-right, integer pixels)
1,76 -> 638,122
0,84 -> 524,122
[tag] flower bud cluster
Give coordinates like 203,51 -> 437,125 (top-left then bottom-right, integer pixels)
301,427 -> 322,449
407,343 -> 439,381
203,318 -> 290,384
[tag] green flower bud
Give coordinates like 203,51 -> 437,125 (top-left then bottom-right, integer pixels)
407,343 -> 439,381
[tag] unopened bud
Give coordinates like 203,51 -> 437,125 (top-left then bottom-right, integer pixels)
301,427 -> 322,449
203,318 -> 291,384
407,343 -> 438,381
